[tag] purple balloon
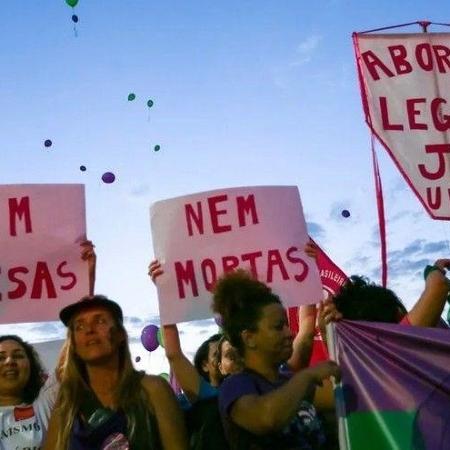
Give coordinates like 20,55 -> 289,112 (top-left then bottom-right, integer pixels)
214,314 -> 223,327
341,209 -> 350,218
141,324 -> 159,352
101,172 -> 116,184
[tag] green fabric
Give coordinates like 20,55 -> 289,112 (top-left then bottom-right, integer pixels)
345,410 -> 424,450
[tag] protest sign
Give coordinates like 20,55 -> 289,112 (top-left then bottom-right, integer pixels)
151,186 -> 322,324
0,184 -> 89,323
354,32 -> 450,218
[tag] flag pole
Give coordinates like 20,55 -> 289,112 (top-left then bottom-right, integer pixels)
326,323 -> 350,450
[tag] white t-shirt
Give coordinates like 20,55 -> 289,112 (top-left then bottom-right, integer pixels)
0,374 -> 58,450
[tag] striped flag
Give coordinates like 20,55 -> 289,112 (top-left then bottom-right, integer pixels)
330,321 -> 450,450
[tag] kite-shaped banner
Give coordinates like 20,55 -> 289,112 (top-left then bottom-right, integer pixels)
354,32 -> 450,219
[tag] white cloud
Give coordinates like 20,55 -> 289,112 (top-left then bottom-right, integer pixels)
291,35 -> 323,66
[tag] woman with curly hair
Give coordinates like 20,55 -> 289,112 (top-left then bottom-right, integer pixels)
0,334 -> 58,450
44,295 -> 188,450
213,270 -> 340,450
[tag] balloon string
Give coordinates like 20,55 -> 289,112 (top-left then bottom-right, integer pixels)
355,20 -> 450,35
73,25 -> 78,38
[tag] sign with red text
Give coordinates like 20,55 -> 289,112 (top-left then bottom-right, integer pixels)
354,32 -> 450,218
0,184 -> 89,323
150,186 -> 322,324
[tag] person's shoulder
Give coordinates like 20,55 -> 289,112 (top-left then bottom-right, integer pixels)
141,373 -> 171,393
220,371 -> 252,388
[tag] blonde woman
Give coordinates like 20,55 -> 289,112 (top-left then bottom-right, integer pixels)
44,295 -> 187,450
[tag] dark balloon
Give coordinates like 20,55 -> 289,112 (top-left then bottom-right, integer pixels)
72,14 -> 79,23
79,165 -> 86,172
341,210 -> 350,218
44,139 -> 52,148
147,99 -> 154,108
135,356 -> 141,363
101,172 -> 116,184
154,145 -> 160,152
141,324 -> 159,352
128,93 -> 136,101
214,314 -> 223,328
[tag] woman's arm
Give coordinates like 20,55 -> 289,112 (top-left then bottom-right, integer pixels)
142,375 -> 188,450
407,259 -> 450,327
80,240 -> 96,295
162,324 -> 203,401
42,409 -> 61,450
229,361 -> 340,435
286,304 -> 316,371
149,260 -> 203,401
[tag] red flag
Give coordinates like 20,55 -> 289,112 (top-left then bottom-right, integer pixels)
288,239 -> 348,365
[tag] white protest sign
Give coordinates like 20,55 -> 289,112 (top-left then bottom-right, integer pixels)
355,32 -> 450,219
150,186 -> 322,325
0,184 -> 89,323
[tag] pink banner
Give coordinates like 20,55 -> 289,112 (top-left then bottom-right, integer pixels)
354,32 -> 450,219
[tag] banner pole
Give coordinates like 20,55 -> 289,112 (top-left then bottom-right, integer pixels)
326,323 -> 350,450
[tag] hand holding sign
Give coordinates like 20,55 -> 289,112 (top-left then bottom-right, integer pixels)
0,184 -> 89,324
150,186 -> 322,324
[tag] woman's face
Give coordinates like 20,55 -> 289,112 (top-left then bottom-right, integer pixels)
72,306 -> 124,364
202,340 -> 221,385
0,339 -> 31,399
218,340 -> 243,376
251,303 -> 293,365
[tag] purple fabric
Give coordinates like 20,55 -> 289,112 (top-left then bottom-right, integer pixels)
334,320 -> 450,449
70,411 -> 129,450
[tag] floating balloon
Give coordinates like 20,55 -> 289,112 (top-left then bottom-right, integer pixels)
159,373 -> 170,382
101,172 -> 115,184
72,14 -> 79,23
65,0 -> 79,7
157,327 -> 165,348
154,145 -> 160,152
141,324 -> 159,352
79,165 -> 86,172
128,93 -> 136,101
135,356 -> 141,363
147,99 -> 154,108
44,139 -> 52,148
341,210 -> 350,218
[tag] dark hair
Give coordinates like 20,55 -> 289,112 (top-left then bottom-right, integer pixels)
0,335 -> 46,403
334,275 -> 407,323
212,269 -> 281,354
193,333 -> 222,381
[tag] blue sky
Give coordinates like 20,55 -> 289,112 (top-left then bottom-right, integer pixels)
1,1 -> 450,368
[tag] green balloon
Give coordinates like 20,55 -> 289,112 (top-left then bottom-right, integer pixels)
147,99 -> 154,108
128,93 -> 136,101
65,0 -> 79,7
157,328 -> 165,348
154,145 -> 161,152
159,372 -> 170,382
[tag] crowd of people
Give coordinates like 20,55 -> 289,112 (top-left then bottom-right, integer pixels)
1,240 -> 449,449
